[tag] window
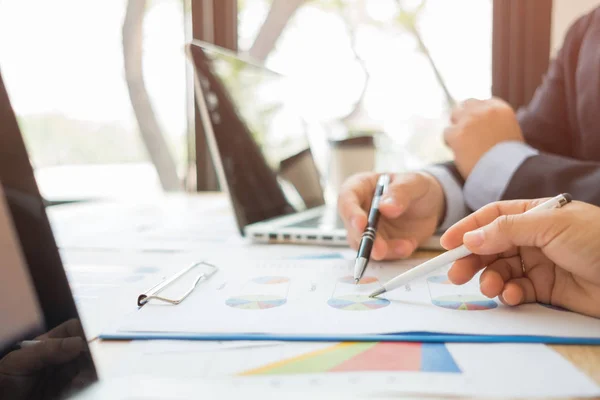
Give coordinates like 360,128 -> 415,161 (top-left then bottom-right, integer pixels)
0,0 -> 189,201
237,0 -> 492,171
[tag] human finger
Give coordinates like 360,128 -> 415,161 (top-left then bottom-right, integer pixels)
381,238 -> 418,260
371,236 -> 388,261
448,245 -> 523,287
440,198 -> 548,250
447,254 -> 488,285
499,278 -> 537,306
450,98 -> 480,123
479,257 -> 524,298
462,208 -> 569,255
337,173 -> 377,238
443,125 -> 459,148
378,173 -> 430,219
38,319 -> 84,340
343,212 -> 364,251
347,233 -> 360,251
390,238 -> 418,259
0,337 -> 86,374
479,269 -> 505,299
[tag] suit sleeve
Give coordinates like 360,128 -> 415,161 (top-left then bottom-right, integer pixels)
463,142 -> 539,210
516,53 -> 571,156
503,154 -> 600,206
501,11 -> 600,204
516,11 -> 593,155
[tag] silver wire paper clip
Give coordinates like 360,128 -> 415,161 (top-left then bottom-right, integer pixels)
137,261 -> 218,306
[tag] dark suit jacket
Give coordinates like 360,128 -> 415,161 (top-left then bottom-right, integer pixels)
447,7 -> 600,207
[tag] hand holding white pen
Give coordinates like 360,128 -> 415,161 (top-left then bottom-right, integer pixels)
438,196 -> 600,318
370,194 -> 577,300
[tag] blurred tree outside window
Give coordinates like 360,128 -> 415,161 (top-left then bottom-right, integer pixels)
0,0 -> 188,201
238,0 -> 492,172
0,0 -> 492,200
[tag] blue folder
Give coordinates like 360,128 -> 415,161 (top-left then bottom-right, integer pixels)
99,331 -> 600,344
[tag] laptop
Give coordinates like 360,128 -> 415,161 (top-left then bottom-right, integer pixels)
186,41 -> 442,250
186,41 -> 347,246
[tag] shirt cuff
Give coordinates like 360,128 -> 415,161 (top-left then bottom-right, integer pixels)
422,165 -> 469,231
464,141 -> 539,211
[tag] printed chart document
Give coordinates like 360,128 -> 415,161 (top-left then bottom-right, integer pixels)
115,341 -> 599,398
109,259 -> 600,338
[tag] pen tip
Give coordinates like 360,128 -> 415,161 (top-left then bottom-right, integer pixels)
354,278 -> 360,285
369,288 -> 385,298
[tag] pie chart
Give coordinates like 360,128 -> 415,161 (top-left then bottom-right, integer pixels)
226,295 -> 286,310
252,276 -> 290,284
432,295 -> 497,311
338,276 -> 378,285
328,295 -> 390,311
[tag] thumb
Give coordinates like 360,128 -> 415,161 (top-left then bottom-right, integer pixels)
379,173 -> 429,218
0,337 -> 85,374
462,210 -> 565,254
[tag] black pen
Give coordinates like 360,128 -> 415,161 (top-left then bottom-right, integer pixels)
353,174 -> 390,284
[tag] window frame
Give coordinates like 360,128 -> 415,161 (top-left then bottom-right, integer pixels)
190,0 -> 238,191
492,0 -> 553,110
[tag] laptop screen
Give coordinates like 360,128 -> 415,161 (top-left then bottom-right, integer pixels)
189,43 -> 325,234
0,69 -> 98,398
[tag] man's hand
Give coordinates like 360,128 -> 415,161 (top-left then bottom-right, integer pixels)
0,319 -> 89,400
337,172 -> 445,260
440,200 -> 600,318
445,98 -> 525,179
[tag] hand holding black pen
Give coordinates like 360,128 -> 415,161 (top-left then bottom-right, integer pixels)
353,174 -> 390,284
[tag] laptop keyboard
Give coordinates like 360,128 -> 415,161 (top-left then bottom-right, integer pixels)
285,212 -> 345,230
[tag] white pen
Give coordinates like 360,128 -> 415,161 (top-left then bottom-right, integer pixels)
369,193 -> 573,298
